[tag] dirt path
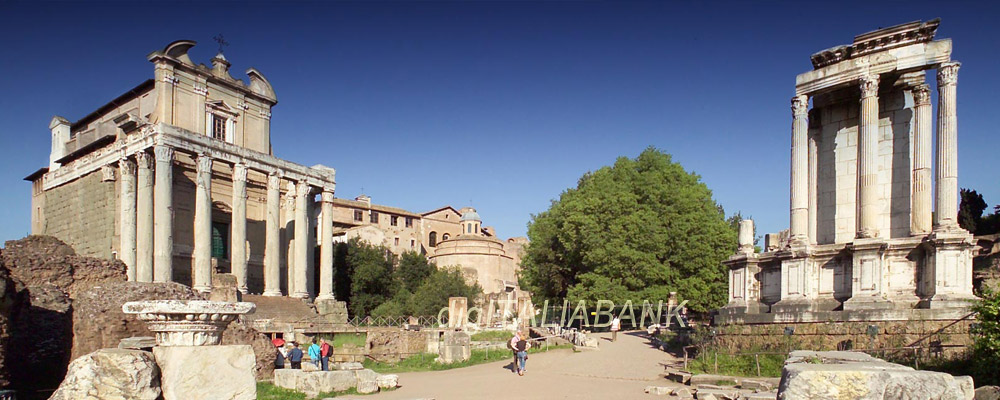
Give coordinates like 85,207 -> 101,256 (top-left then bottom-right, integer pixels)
341,331 -> 683,400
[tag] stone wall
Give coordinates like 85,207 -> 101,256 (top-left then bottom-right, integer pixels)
711,319 -> 973,355
40,170 -> 117,259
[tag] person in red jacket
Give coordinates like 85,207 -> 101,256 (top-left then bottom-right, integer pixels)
320,338 -> 331,371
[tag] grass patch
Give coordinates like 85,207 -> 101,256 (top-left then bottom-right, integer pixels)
329,332 -> 367,348
687,350 -> 785,378
470,330 -> 514,342
364,343 -> 573,374
257,382 -> 307,400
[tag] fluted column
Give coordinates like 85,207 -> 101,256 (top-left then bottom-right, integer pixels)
283,181 -> 297,295
789,95 -> 809,245
911,84 -> 933,235
263,171 -> 282,296
808,131 -> 818,245
856,74 -> 880,239
318,190 -> 335,300
935,62 -> 961,231
136,152 -> 154,282
293,181 -> 312,299
153,145 -> 174,283
119,157 -> 137,281
231,162 -> 248,293
192,153 -> 213,292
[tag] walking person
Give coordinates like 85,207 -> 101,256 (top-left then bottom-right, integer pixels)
514,333 -> 531,376
509,329 -> 522,374
288,342 -> 304,369
308,338 -> 322,370
319,338 -> 331,371
610,314 -> 621,342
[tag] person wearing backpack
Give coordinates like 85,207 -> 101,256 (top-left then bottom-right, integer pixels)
320,338 -> 331,371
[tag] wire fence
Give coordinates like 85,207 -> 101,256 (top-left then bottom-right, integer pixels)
347,315 -> 439,327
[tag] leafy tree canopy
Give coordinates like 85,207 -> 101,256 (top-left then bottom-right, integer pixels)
519,147 -> 737,312
959,188 -> 1000,235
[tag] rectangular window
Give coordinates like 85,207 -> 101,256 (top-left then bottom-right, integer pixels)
410,239 -> 415,248
370,211 -> 379,224
353,210 -> 363,222
394,237 -> 399,246
391,216 -> 399,226
405,217 -> 413,228
211,222 -> 229,259
211,114 -> 226,141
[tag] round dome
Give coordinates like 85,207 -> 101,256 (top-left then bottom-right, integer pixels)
460,210 -> 481,222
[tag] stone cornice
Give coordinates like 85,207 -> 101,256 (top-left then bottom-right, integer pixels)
42,123 -> 336,191
795,39 -> 951,96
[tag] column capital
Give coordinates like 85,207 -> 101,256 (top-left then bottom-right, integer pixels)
136,151 -> 154,169
937,61 -> 960,86
791,95 -> 808,117
296,180 -> 313,197
859,74 -> 880,99
196,153 -> 213,171
912,84 -> 931,106
321,190 -> 335,203
232,162 -> 248,182
119,157 -> 137,175
153,145 -> 174,162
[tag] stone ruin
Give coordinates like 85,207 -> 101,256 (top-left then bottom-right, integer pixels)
719,20 -> 976,327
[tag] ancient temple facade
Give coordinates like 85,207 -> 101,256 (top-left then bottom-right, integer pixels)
718,20 -> 977,324
26,40 -> 339,299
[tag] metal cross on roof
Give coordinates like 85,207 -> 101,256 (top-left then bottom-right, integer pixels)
213,34 -> 229,53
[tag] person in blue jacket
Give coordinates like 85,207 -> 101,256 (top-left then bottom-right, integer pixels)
288,342 -> 304,369
308,338 -> 322,369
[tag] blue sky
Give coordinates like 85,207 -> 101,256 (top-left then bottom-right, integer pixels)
1,1 -> 997,243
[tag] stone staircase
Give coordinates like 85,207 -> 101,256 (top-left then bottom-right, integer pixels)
242,295 -> 351,332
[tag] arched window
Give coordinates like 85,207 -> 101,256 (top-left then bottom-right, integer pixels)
475,224 -> 479,234
467,224 -> 472,233
429,232 -> 438,247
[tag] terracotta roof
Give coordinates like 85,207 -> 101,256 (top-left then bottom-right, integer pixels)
331,198 -> 421,218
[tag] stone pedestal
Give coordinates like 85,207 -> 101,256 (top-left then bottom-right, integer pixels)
720,253 -> 763,315
439,331 -> 471,363
122,300 -> 256,346
154,345 -> 256,400
843,239 -> 893,311
447,297 -> 468,329
923,230 -> 978,309
315,298 -> 349,324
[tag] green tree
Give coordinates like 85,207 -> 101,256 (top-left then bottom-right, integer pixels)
396,251 -> 435,293
520,147 -> 736,312
959,188 -> 988,234
971,287 -> 1000,386
409,267 -> 482,316
344,239 -> 396,317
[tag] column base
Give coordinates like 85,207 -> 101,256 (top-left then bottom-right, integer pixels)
238,287 -> 248,294
842,295 -> 895,311
719,300 -> 764,315
262,290 -> 282,297
772,297 -> 841,313
919,295 -> 977,310
193,286 -> 212,294
291,291 -> 309,300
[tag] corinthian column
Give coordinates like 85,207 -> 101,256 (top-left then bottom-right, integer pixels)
193,153 -> 213,293
263,171 -> 282,296
231,162 -> 248,293
136,152 -> 154,282
153,145 -> 174,283
119,157 -> 138,281
911,84 -> 933,235
935,62 -> 961,231
856,74 -> 880,239
318,190 -> 336,300
789,95 -> 809,245
293,181 -> 312,299
808,131 -> 818,245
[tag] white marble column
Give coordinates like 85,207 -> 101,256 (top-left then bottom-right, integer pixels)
808,131 -> 818,245
911,84 -> 933,235
789,95 -> 809,245
192,154 -> 213,293
136,152 -> 154,282
153,145 -> 174,283
263,171 -> 282,296
935,62 -> 961,231
318,190 -> 335,300
119,157 -> 138,281
231,162 -> 248,293
856,74 -> 880,239
283,181 -> 297,295
293,181 -> 312,299
738,219 -> 754,254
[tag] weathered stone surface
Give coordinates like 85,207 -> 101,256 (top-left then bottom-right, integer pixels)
376,374 -> 398,389
48,349 -> 160,400
274,369 -> 360,396
208,274 -> 242,303
153,345 -> 256,400
314,299 -> 348,324
698,388 -> 739,400
439,331 -> 471,363
778,351 -> 974,400
672,387 -> 694,398
644,385 -> 671,395
976,386 -> 1000,400
356,379 -> 379,394
2,235 -> 125,299
666,370 -> 692,384
302,361 -> 319,372
118,336 -> 155,350
0,258 -> 16,389
740,379 -> 774,392
334,361 -> 364,370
